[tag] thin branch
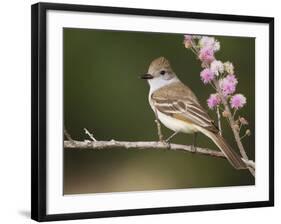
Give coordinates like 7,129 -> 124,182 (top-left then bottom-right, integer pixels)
210,82 -> 217,90
84,128 -> 97,142
64,139 -> 255,170
190,40 -> 199,55
64,128 -> 75,144
224,102 -> 249,159
233,109 -> 237,119
213,80 -> 255,177
240,133 -> 248,140
216,106 -> 222,136
242,158 -> 255,169
239,123 -> 243,133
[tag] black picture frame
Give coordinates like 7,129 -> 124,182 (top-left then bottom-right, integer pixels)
31,2 -> 274,222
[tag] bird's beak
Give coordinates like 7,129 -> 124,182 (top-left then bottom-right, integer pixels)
140,73 -> 153,79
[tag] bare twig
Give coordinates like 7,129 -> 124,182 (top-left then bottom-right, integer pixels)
64,128 -> 75,144
233,109 -> 237,119
239,123 -> 243,133
84,128 -> 97,142
216,106 -> 222,136
242,158 -> 255,169
240,133 -> 248,140
64,139 -> 255,170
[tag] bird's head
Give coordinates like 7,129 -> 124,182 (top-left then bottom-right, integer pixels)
140,57 -> 176,81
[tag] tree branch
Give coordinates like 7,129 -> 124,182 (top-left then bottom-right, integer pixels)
64,139 -> 255,170
213,80 -> 255,177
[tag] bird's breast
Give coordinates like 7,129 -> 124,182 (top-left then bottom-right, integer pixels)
157,111 -> 198,134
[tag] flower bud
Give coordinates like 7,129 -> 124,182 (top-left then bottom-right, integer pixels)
245,129 -> 251,136
183,35 -> 193,48
239,117 -> 248,125
222,110 -> 230,117
224,61 -> 234,74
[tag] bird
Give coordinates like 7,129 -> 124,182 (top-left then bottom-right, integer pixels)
140,56 -> 247,170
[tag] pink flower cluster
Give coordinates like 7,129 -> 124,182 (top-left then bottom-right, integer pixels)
183,34 -> 247,111
199,47 -> 215,64
220,74 -> 238,96
210,60 -> 224,75
207,94 -> 221,109
199,37 -> 220,51
200,68 -> 215,84
230,94 -> 246,109
198,36 -> 220,64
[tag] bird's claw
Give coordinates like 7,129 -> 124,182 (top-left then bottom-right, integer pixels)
191,144 -> 197,153
160,140 -> 171,149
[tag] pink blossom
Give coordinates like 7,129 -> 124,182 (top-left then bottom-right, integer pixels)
226,74 -> 238,84
183,35 -> 193,48
230,94 -> 246,109
210,60 -> 224,75
199,37 -> 215,48
200,68 -> 215,84
220,74 -> 238,96
199,36 -> 220,52
198,47 -> 215,63
207,94 -> 221,109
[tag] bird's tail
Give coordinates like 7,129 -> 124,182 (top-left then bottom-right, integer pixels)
199,129 -> 247,169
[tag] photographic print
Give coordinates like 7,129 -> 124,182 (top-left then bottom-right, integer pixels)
63,29 -> 255,194
31,2 -> 273,221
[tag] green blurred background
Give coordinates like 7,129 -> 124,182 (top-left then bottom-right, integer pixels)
63,28 -> 255,194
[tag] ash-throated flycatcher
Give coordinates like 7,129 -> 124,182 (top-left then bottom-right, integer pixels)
141,56 -> 246,169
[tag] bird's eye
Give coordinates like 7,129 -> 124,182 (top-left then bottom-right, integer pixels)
160,70 -> 166,75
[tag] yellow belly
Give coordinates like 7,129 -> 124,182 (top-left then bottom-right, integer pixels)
157,110 -> 198,134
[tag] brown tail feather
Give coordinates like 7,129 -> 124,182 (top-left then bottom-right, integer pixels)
199,129 -> 247,169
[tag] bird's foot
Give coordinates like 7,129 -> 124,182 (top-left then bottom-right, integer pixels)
191,144 -> 197,153
191,133 -> 198,153
160,139 -> 171,149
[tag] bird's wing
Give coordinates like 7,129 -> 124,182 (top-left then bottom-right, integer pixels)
151,83 -> 219,133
